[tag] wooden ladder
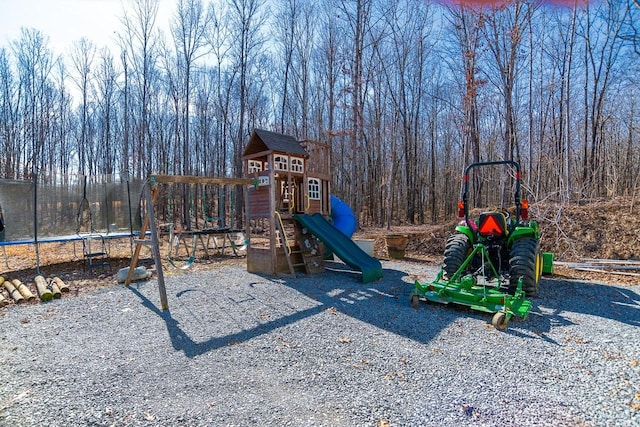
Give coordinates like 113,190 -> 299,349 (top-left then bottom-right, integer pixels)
274,213 -> 325,277
274,213 -> 299,277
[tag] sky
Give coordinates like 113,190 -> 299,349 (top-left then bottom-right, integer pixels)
0,0 -> 173,55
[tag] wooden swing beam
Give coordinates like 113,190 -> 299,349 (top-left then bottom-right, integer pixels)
124,174 -> 255,310
149,174 -> 254,186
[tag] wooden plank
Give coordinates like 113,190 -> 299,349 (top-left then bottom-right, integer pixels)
574,267 -> 640,277
146,188 -> 168,310
579,258 -> 640,265
150,174 -> 253,186
557,261 -> 640,270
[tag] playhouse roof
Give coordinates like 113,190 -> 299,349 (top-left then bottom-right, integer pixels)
243,129 -> 310,158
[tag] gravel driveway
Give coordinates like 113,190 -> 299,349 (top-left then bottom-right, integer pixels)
1,259 -> 638,426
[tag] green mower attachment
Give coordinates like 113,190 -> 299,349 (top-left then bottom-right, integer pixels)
411,242 -> 532,330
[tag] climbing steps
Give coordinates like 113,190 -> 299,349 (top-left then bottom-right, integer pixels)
274,214 -> 324,277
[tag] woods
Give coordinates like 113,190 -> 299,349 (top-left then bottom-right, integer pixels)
0,0 -> 639,227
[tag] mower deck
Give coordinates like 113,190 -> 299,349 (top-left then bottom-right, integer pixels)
412,264 -> 533,330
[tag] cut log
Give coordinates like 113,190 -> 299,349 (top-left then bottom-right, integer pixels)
35,275 -> 53,302
0,276 -> 6,306
51,277 -> 69,293
4,280 -> 24,303
12,279 -> 35,301
49,280 -> 62,299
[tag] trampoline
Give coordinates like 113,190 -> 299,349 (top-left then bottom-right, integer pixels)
0,173 -> 145,272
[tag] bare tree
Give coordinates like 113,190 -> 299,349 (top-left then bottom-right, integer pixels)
482,0 -> 530,167
580,0 -> 629,197
541,5 -> 579,202
95,48 -> 118,174
447,4 -> 484,169
272,0 -> 298,133
70,37 -> 96,175
0,48 -> 18,177
205,1 -> 234,178
377,0 -> 432,223
12,28 -> 55,178
334,0 -> 373,228
621,0 -> 640,55
227,0 -> 267,226
119,0 -> 160,177
171,0 -> 210,175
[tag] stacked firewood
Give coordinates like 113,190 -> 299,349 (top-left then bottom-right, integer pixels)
0,276 -> 69,306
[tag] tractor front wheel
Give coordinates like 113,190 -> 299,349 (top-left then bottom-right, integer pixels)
508,237 -> 542,297
443,233 -> 472,279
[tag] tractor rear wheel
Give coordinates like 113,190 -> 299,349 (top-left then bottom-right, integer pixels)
443,234 -> 472,279
508,237 -> 542,297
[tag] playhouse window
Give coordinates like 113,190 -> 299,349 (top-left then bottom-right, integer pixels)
290,157 -> 304,173
274,155 -> 288,171
248,160 -> 263,173
308,178 -> 321,200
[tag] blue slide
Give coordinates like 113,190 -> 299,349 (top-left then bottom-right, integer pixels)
293,213 -> 382,283
330,195 -> 357,237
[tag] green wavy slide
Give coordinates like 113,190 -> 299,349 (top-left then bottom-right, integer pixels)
293,213 -> 383,283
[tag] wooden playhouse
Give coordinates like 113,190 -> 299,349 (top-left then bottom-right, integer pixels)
243,129 -> 331,277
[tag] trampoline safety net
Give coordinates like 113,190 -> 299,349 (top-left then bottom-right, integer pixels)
0,174 -> 145,243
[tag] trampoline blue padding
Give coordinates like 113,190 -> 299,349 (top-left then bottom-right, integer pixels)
0,232 -> 138,246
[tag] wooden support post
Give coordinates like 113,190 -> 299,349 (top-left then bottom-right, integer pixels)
146,186 -> 167,310
125,183 -> 168,310
125,185 -> 157,286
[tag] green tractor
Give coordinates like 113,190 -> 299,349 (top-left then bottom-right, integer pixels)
411,160 -> 553,330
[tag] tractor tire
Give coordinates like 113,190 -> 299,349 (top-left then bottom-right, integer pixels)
508,237 -> 542,297
443,233 -> 472,279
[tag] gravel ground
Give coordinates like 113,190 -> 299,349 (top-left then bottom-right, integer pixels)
0,259 -> 639,427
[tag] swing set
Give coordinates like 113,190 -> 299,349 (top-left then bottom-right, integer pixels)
125,174 -> 255,310
164,181 -> 246,269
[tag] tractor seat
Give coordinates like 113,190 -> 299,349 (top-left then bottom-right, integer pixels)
477,212 -> 508,237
